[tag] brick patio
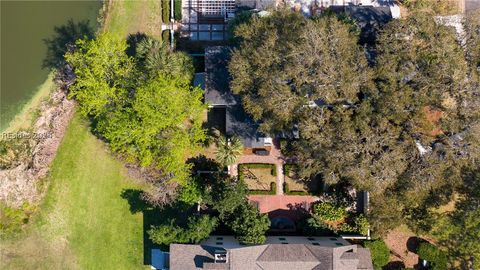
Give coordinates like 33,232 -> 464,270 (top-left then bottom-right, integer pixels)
248,195 -> 320,222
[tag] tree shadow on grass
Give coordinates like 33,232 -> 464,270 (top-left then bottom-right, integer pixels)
121,188 -> 193,265
120,189 -> 151,214
121,189 -> 168,265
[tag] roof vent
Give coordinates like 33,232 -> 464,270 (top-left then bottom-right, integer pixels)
214,249 -> 227,263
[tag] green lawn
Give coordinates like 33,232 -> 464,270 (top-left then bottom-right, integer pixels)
0,114 -> 148,269
1,2 -> 164,268
103,0 -> 163,38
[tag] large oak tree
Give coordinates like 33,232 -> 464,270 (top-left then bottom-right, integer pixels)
229,10 -> 480,233
229,10 -> 371,132
66,34 -> 205,186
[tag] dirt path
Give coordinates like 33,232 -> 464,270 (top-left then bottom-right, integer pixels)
384,226 -> 437,268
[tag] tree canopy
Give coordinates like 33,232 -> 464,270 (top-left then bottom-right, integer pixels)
229,10 -> 372,132
148,215 -> 218,245
66,34 -> 205,184
229,10 -> 480,237
65,34 -> 134,117
430,169 -> 480,268
215,136 -> 244,167
226,203 -> 271,245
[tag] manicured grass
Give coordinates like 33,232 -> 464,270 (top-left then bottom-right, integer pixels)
103,0 -> 163,38
0,114 -> 147,269
1,1 -> 165,268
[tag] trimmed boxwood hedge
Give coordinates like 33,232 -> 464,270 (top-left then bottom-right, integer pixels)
364,239 -> 390,269
248,182 -> 276,195
283,182 -> 311,196
162,30 -> 170,44
162,0 -> 170,23
283,164 -> 297,176
283,164 -> 309,195
238,163 -> 276,176
174,0 -> 182,21
238,163 -> 277,195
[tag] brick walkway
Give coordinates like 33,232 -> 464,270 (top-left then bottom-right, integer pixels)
249,195 -> 320,221
230,139 -> 286,195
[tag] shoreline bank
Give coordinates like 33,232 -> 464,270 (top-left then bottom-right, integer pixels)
2,73 -> 56,134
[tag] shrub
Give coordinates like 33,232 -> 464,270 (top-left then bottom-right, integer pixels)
302,217 -> 335,236
148,215 -> 218,246
0,203 -> 35,237
174,0 -> 182,21
162,0 -> 170,23
353,214 -> 370,236
283,164 -> 297,176
364,239 -> 390,269
162,30 -> 170,44
312,202 -> 347,222
337,222 -> 356,234
283,182 -> 311,196
238,163 -> 276,178
0,135 -> 32,169
417,242 -> 448,270
227,203 -> 270,245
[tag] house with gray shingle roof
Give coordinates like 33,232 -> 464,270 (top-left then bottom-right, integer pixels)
168,241 -> 374,270
203,46 -> 276,152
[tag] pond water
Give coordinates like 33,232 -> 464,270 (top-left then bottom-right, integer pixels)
1,0 -> 102,131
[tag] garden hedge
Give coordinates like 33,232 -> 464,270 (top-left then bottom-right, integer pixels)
162,30 -> 170,44
283,164 -> 297,176
162,0 -> 170,23
174,0 -> 182,21
248,182 -> 276,195
283,182 -> 311,196
364,239 -> 390,269
417,242 -> 448,270
238,163 -> 276,177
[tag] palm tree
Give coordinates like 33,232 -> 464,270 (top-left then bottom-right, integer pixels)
136,36 -> 193,82
215,136 -> 244,166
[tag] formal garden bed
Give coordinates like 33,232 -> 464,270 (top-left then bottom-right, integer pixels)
238,163 -> 277,194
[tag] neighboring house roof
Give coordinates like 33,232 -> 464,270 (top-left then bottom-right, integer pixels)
205,46 -> 271,148
226,105 -> 270,148
205,46 -> 238,106
329,6 -> 393,44
169,243 -> 374,270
